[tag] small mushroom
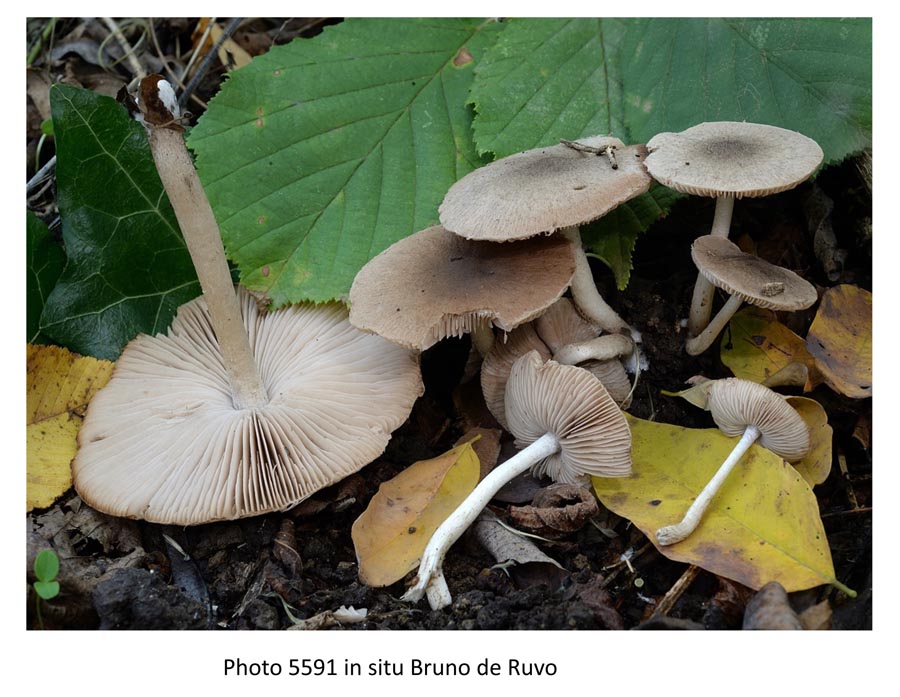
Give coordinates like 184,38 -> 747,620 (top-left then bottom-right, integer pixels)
481,298 -> 632,431
73,76 -> 423,525
402,351 -> 631,609
656,378 -> 810,546
684,236 -> 818,356
348,225 -> 577,353
644,122 -> 823,337
439,135 -> 652,345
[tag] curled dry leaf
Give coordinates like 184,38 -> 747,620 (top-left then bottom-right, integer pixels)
806,284 -> 872,398
785,397 -> 833,486
508,483 -> 599,539
351,440 -> 480,587
27,344 -> 114,511
720,307 -> 821,391
742,581 -> 803,630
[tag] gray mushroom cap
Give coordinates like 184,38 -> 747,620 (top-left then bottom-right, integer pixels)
440,136 -> 652,241
73,287 -> 423,525
707,378 -> 810,461
645,121 -> 823,199
692,235 -> 818,311
348,225 -> 577,350
505,351 -> 632,483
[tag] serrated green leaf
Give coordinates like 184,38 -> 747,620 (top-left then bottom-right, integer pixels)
27,211 -> 65,343
581,185 -> 682,289
618,18 -> 871,164
473,18 -> 871,166
33,549 -> 59,583
41,85 -> 200,360
470,18 -> 628,159
190,18 -> 502,306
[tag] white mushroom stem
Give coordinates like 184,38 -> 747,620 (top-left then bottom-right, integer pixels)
148,126 -> 269,409
562,227 -> 631,337
687,196 -> 735,336
684,293 -> 744,356
401,432 -> 561,610
552,334 -> 634,365
656,424 -> 760,546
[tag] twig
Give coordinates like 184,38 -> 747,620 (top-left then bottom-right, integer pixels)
147,20 -> 208,112
179,17 -> 244,109
837,449 -> 861,510
181,18 -> 218,81
27,156 -> 56,195
652,564 -> 701,617
101,17 -> 146,80
821,506 -> 872,519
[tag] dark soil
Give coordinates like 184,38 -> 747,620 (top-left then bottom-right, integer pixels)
26,18 -> 872,631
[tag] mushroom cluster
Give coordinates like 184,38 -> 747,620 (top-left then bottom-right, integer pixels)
346,120 -> 829,607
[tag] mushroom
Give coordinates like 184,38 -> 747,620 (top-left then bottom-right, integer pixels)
72,76 -> 423,524
402,351 -> 631,609
644,122 -> 823,337
655,378 -> 810,546
684,236 -> 818,356
439,135 -> 652,346
348,225 -> 577,353
481,298 -> 633,431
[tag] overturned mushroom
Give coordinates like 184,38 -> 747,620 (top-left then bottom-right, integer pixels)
656,378 -> 810,546
73,76 -> 423,525
684,236 -> 818,355
644,122 -> 823,336
403,351 -> 631,609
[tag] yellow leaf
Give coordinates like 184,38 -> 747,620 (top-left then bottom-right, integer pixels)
720,307 -> 821,391
593,415 -> 851,595
26,344 -> 114,511
806,285 -> 872,398
351,441 -> 480,587
786,397 -> 833,487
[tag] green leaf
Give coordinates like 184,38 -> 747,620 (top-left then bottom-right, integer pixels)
27,211 -> 65,343
34,580 -> 60,600
189,18 -> 503,306
41,85 -> 200,360
33,549 -> 59,583
593,415 -> 851,595
581,185 -> 682,289
473,18 -> 871,166
469,18 -> 628,159
618,18 -> 871,164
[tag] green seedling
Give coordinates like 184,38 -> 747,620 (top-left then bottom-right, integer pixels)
32,549 -> 60,629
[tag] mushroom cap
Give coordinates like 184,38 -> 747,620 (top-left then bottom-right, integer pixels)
504,351 -> 632,483
348,225 -> 577,350
692,235 -> 818,311
440,136 -> 652,241
645,121 -> 823,199
707,378 -> 810,461
73,287 -> 423,525
533,297 -> 600,354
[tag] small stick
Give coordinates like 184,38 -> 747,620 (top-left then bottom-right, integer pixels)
652,564 -> 701,617
101,17 -> 146,80
837,450 -> 861,510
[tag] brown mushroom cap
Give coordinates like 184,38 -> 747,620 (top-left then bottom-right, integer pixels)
73,287 -> 423,525
707,378 -> 810,461
645,122 -> 823,199
504,351 -> 632,483
692,235 -> 818,311
439,136 -> 652,241
348,225 -> 577,350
